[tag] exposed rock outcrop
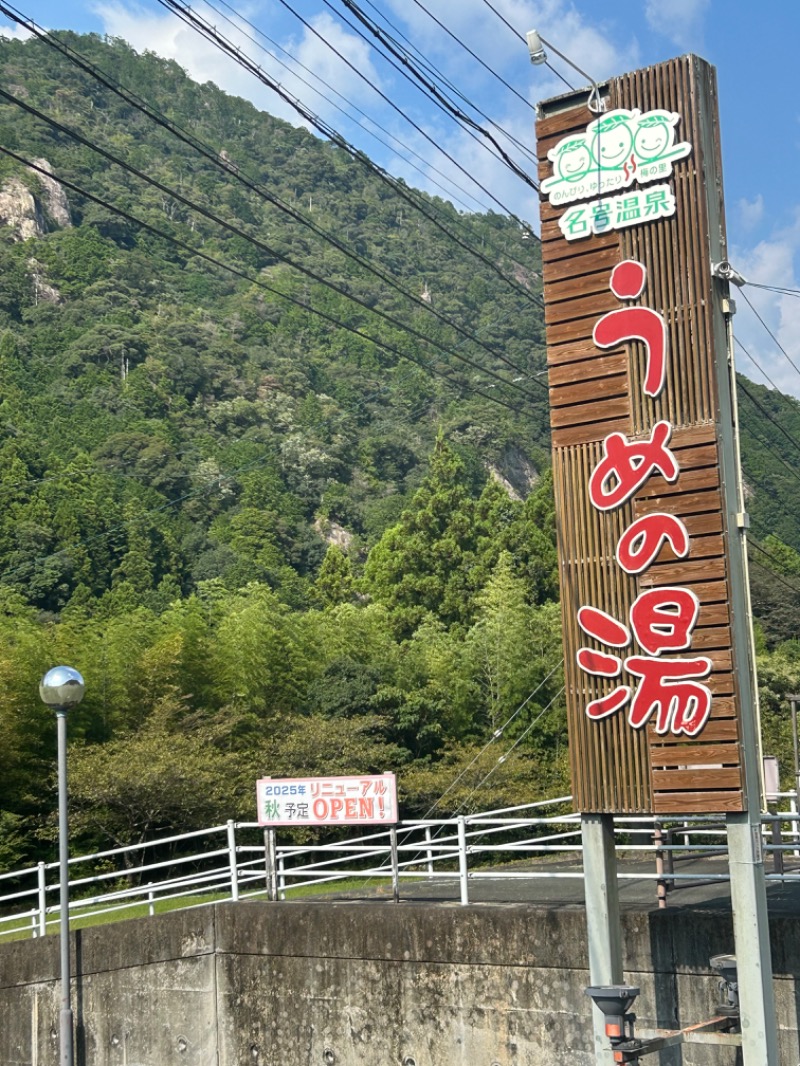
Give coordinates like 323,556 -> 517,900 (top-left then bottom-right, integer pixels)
0,159 -> 71,240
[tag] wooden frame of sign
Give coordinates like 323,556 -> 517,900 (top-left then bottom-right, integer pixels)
537,55 -> 753,815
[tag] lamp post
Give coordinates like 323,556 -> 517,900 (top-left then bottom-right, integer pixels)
40,666 -> 85,1066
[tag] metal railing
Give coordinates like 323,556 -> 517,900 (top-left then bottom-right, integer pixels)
1,793 -> 799,940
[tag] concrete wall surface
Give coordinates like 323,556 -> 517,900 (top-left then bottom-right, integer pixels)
0,900 -> 797,1065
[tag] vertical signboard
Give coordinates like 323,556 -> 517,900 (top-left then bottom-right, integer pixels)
537,56 -> 756,815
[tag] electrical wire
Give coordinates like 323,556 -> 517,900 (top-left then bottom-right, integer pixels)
131,0 -> 546,309
747,282 -> 800,299
740,288 -> 800,384
399,0 -> 538,119
195,0 -> 500,216
748,543 -> 800,597
177,0 -> 530,221
0,92 -> 544,404
2,147 -> 532,422
422,659 -> 564,818
1,2 -> 541,309
0,17 -> 538,384
737,379 -> 800,479
329,0 -> 540,188
449,685 -> 566,816
734,334 -> 800,418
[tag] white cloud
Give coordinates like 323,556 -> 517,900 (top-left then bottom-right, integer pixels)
386,0 -> 639,85
92,1 -> 385,132
737,194 -> 764,233
0,21 -> 33,41
645,0 -> 710,51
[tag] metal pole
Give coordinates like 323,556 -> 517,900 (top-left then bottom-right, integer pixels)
424,825 -> 434,876
694,51 -> 779,1055
582,813 -> 622,1066
226,819 -> 239,902
264,828 -> 278,902
37,861 -> 47,938
456,816 -> 469,905
389,826 -> 400,903
39,666 -> 84,1066
56,708 -> 73,1066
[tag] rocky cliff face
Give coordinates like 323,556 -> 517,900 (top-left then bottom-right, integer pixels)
0,159 -> 71,240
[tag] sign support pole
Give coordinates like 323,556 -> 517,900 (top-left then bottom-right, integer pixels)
714,303 -> 779,1064
581,813 -> 622,1066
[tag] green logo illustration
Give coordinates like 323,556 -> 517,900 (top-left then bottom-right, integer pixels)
542,108 -> 692,206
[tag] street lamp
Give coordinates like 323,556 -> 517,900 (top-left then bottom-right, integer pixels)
40,666 -> 85,1066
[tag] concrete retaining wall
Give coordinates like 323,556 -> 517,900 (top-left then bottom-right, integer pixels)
1,901 -> 798,1065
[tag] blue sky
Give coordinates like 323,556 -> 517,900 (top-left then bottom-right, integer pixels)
3,0 -> 800,397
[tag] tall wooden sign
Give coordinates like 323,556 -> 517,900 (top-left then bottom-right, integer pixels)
537,56 -> 757,816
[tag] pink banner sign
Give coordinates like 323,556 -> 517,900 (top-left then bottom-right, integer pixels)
256,773 -> 398,826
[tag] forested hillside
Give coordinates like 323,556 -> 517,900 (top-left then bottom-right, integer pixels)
0,31 -> 799,869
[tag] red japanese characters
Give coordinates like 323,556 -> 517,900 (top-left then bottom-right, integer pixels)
576,261 -> 712,737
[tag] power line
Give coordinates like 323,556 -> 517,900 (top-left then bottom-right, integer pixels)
0,15 -> 538,385
734,333 -> 800,423
1,147 -> 526,417
735,369 -> 800,463
748,542 -> 800,598
423,659 -> 564,818
138,0 -> 545,309
401,0 -> 538,120
740,287 -> 800,384
0,91 -> 543,404
748,282 -> 800,299
200,0 -> 499,216
449,685 -> 566,816
737,386 -> 800,488
344,0 -> 540,164
330,0 -> 540,188
179,0 -> 530,221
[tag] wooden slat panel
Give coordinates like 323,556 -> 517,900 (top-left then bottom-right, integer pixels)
651,716 -> 739,743
634,489 -> 722,517
551,394 -> 632,429
550,375 -> 629,409
689,625 -> 732,650
546,269 -> 619,304
639,557 -> 727,585
637,466 -> 721,498
552,418 -> 631,449
549,353 -> 628,387
649,743 -> 741,767
545,290 -> 617,326
652,768 -> 742,790
547,337 -> 618,366
653,791 -> 743,814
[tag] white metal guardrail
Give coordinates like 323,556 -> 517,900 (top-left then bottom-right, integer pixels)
2,792 -> 799,940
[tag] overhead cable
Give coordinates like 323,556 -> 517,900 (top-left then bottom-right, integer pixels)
0,146 -> 527,416
209,0 -> 531,218
740,287 -> 800,384
200,0 -> 499,215
143,0 -> 546,309
0,19 -> 536,382
329,0 -> 540,188
0,90 -> 543,403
